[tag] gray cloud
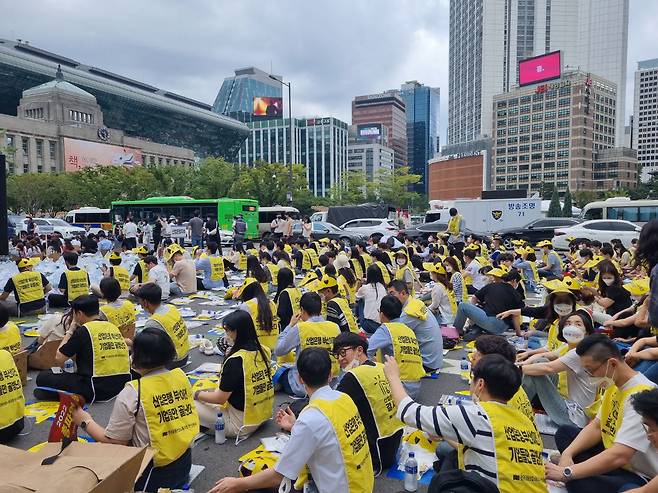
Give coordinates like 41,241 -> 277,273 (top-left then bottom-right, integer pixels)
2,0 -> 654,143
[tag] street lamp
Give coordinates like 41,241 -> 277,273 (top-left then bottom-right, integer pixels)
268,74 -> 294,203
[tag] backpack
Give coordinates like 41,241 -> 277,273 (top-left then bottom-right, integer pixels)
235,220 -> 246,235
441,325 -> 460,350
428,469 -> 500,493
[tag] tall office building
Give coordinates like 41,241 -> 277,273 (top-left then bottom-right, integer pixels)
398,81 -> 440,195
633,59 -> 658,182
352,91 -> 407,168
236,117 -> 349,197
347,125 -> 395,182
212,67 -> 283,122
448,0 -> 629,147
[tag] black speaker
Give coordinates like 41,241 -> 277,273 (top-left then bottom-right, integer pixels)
0,154 -> 8,255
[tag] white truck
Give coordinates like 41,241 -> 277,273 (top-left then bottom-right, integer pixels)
425,197 -> 542,234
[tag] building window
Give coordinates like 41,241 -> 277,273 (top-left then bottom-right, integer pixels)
25,108 -> 44,119
22,137 -> 29,172
36,139 -> 43,172
49,140 -> 57,172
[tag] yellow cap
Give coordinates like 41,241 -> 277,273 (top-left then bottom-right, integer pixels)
236,278 -> 258,298
319,237 -> 331,244
487,268 -> 506,278
537,240 -> 552,248
109,251 -> 121,261
566,236 -> 577,242
542,279 -> 564,291
17,258 -> 30,269
547,280 -> 576,297
623,277 -> 650,296
133,246 -> 148,255
511,240 -> 525,247
562,277 -> 581,291
164,243 -> 184,261
192,245 -> 200,256
464,244 -> 479,251
423,262 -> 446,275
317,275 -> 338,290
299,271 -> 319,288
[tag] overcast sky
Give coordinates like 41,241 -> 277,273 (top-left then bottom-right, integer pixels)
4,0 -> 657,144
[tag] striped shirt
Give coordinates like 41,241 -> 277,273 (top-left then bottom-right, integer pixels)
397,396 -> 498,482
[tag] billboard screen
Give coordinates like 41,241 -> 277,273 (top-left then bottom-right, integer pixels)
253,97 -> 283,117
63,138 -> 142,171
357,123 -> 382,139
519,50 -> 561,87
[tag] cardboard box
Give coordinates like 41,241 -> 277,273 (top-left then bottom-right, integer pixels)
0,442 -> 154,493
12,350 -> 27,386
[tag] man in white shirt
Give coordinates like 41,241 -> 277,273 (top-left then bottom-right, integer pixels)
546,334 -> 657,492
122,217 -> 138,250
129,256 -> 169,300
208,348 -> 374,493
626,388 -> 658,493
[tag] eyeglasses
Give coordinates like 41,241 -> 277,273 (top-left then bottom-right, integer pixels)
333,347 -> 356,358
584,361 -> 606,377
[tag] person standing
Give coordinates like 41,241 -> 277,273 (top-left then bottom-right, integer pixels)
122,217 -> 138,250
152,216 -> 163,249
302,216 -> 312,239
445,207 -> 465,255
271,214 -> 284,239
188,210 -> 204,249
282,213 -> 294,239
205,213 -> 221,250
233,215 -> 247,246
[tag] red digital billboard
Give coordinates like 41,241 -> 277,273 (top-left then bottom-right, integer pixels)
519,51 -> 561,87
253,97 -> 283,117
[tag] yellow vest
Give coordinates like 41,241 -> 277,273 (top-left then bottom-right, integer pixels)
508,386 -> 536,426
338,275 -> 356,304
11,270 -> 44,304
0,323 -> 21,356
300,249 -> 311,271
111,266 -> 130,291
65,268 -> 89,301
238,253 -> 247,271
245,298 -> 278,351
135,260 -> 148,283
225,348 -> 274,427
151,305 -> 189,360
349,363 -> 403,440
394,265 -> 416,295
265,263 -> 279,286
362,253 -> 373,269
0,350 -> 24,430
383,322 -> 425,381
330,297 -> 359,333
375,261 -> 391,285
546,319 -> 560,352
479,401 -> 547,493
351,258 -> 364,280
128,368 -> 199,467
298,320 -> 341,376
447,214 -> 463,235
247,248 -> 258,257
209,256 -> 225,282
600,382 -> 655,449
306,248 -> 320,268
86,321 -> 131,378
282,287 -> 302,315
403,298 -> 430,321
303,393 -> 374,493
100,300 -> 137,333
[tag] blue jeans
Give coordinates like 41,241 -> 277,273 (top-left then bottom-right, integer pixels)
453,303 -> 508,335
538,268 -> 560,280
191,234 -> 203,248
523,371 -> 574,427
633,359 -> 658,384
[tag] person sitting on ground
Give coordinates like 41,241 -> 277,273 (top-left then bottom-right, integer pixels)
513,246 -> 540,294
424,261 -> 456,325
48,251 -> 90,308
462,246 -> 487,295
519,310 -> 599,429
194,241 -> 228,290
275,292 -> 340,397
453,271 -> 524,341
593,259 -> 632,319
384,353 -> 547,493
274,267 -> 301,332
0,305 -> 21,356
546,334 -> 657,492
72,328 -> 198,493
355,264 -> 387,334
35,295 -> 131,403
0,349 -> 25,443
208,347 -> 374,493
333,332 -> 403,475
387,280 -> 443,371
194,310 -> 274,440
92,252 -> 130,297
317,274 -> 358,333
623,389 -> 658,493
538,240 -> 563,280
130,246 -> 150,284
625,328 -> 658,385
167,247 -> 197,296
236,278 -> 278,352
366,295 -> 425,399
135,283 -> 189,369
99,277 -> 137,340
394,250 -> 416,295
0,258 -> 51,316
130,255 -> 170,300
27,309 -> 76,370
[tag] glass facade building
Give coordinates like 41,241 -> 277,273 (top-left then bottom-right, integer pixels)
0,39 -> 249,160
212,67 -> 283,123
399,81 -> 440,194
237,117 -> 349,197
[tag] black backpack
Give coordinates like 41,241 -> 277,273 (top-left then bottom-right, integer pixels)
428,469 -> 500,493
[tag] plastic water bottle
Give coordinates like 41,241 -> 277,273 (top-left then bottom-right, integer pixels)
64,359 -> 75,373
404,452 -> 418,492
214,412 -> 226,444
303,478 -> 319,493
460,356 -> 470,381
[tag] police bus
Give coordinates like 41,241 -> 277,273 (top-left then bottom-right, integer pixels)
64,207 -> 112,234
110,196 -> 259,239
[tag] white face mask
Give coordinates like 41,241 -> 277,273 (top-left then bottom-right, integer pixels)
602,277 -> 615,286
445,266 -> 453,273
396,258 -> 407,266
554,303 -> 573,317
562,325 -> 586,344
343,357 -> 361,371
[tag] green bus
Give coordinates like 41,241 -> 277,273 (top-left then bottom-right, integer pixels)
110,196 -> 259,239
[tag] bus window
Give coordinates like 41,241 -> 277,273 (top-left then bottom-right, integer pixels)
639,206 -> 658,222
584,207 -> 603,220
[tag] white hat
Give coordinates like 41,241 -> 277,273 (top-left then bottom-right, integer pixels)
334,253 -> 350,270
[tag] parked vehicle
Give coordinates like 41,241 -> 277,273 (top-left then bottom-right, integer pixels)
311,204 -> 395,227
258,205 -> 300,238
64,207 -> 112,234
20,218 -> 86,239
398,221 -> 486,242
498,218 -> 582,248
292,221 -> 365,246
339,218 -> 398,238
552,219 -> 641,250
579,197 -> 658,225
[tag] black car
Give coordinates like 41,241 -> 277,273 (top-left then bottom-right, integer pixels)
291,221 -> 366,246
497,217 -> 582,248
399,221 -> 487,242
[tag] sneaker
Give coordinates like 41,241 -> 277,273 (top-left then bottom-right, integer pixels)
462,327 -> 485,342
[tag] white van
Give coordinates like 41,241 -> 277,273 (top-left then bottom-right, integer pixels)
258,206 -> 300,237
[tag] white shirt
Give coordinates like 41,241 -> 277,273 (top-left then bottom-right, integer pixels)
147,264 -> 170,299
596,373 -> 658,478
123,222 -> 138,239
275,386 -> 350,492
429,282 -> 455,325
558,348 -> 598,427
465,259 -> 487,290
355,283 -> 386,322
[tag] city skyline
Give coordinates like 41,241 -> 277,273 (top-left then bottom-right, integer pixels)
3,0 -> 657,148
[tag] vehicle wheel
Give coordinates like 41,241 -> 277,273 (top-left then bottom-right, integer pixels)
340,237 -> 352,247
503,237 -> 514,249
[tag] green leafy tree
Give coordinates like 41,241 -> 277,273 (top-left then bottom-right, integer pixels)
190,157 -> 238,199
547,188 -> 562,217
540,182 -> 555,200
376,166 -> 422,209
572,190 -> 597,209
562,187 -> 573,217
